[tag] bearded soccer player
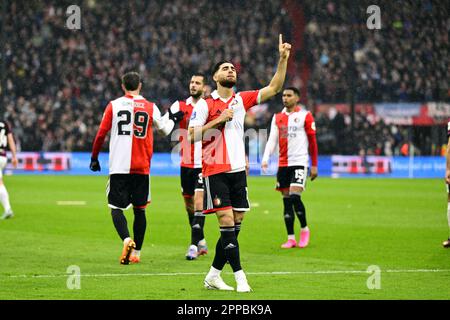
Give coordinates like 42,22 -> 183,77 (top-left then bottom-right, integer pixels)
189,34 -> 291,292
261,87 -> 318,249
0,120 -> 18,219
443,121 -> 450,248
90,72 -> 180,264
164,74 -> 208,260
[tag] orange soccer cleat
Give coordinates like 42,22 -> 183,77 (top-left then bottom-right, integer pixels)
120,238 -> 136,265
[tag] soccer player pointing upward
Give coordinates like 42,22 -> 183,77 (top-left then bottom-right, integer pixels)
189,34 -> 291,292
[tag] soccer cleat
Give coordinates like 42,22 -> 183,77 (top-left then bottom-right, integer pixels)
281,239 -> 297,249
197,240 -> 208,256
235,272 -> 252,293
1,210 -> 14,220
120,239 -> 136,265
129,250 -> 141,264
298,229 -> 310,248
186,245 -> 198,260
443,239 -> 450,248
204,275 -> 235,291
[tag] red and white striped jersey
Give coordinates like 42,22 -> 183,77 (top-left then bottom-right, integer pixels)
0,120 -> 11,157
189,89 -> 261,177
167,97 -> 204,169
91,94 -> 174,175
262,106 -> 318,167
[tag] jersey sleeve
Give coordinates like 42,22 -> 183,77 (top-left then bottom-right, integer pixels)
153,104 -> 175,136
161,101 -> 180,125
305,112 -> 318,167
239,90 -> 261,111
188,99 -> 209,127
91,102 -> 113,159
262,115 -> 279,163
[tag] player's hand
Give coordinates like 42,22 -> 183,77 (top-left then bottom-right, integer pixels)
310,166 -> 318,181
11,157 -> 18,168
279,34 -> 291,60
89,157 -> 101,172
169,108 -> 184,124
446,169 -> 450,184
218,109 -> 234,123
261,161 -> 268,174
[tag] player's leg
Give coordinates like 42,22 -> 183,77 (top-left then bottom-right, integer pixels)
0,157 -> 13,219
129,174 -> 151,262
289,166 -> 309,248
108,174 -> 135,264
444,185 -> 450,248
181,167 -> 195,226
229,171 -> 251,292
187,170 -> 207,260
203,174 -> 234,291
277,167 -> 296,248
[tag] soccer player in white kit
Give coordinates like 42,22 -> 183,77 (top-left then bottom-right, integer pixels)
189,35 -> 291,292
90,72 -> 180,264
0,120 -> 18,219
443,121 -> 450,248
262,87 -> 318,249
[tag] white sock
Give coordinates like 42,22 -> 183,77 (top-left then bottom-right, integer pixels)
234,269 -> 246,282
198,239 -> 206,246
123,237 -> 132,245
0,184 -> 11,213
447,203 -> 450,230
301,226 -> 310,232
207,266 -> 221,278
132,250 -> 140,257
287,234 -> 295,241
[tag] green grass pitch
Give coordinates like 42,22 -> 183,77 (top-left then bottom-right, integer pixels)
0,175 -> 449,300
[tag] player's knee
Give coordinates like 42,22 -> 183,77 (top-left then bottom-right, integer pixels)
217,212 -> 234,227
233,211 -> 245,224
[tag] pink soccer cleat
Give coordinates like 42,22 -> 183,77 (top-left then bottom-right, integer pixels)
298,229 -> 310,248
280,239 -> 297,249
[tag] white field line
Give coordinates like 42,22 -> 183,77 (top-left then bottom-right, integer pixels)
4,269 -> 450,279
56,201 -> 87,206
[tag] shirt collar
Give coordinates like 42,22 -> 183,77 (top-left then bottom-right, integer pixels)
282,105 -> 301,115
211,90 -> 235,103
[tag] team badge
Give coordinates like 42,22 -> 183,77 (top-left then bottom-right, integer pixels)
213,196 -> 222,207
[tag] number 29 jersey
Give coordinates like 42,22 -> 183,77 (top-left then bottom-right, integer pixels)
91,94 -> 171,175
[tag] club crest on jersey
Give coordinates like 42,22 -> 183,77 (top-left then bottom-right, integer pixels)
294,117 -> 300,123
190,111 -> 197,120
230,99 -> 238,107
213,196 -> 222,207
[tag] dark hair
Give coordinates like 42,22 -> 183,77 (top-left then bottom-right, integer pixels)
284,87 -> 300,96
191,73 -> 206,83
122,72 -> 141,91
211,60 -> 233,76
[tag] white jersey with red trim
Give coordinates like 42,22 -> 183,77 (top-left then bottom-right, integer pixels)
262,106 -> 316,167
166,97 -> 204,169
91,94 -> 174,175
189,89 -> 261,177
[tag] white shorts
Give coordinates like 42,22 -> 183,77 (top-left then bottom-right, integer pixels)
0,156 -> 7,179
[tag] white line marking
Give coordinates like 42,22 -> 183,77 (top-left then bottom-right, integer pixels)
56,201 -> 87,206
4,269 -> 450,279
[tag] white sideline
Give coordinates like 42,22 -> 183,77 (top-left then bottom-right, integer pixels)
4,269 -> 450,279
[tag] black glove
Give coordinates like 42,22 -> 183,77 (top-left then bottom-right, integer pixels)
89,157 -> 101,172
168,108 -> 185,124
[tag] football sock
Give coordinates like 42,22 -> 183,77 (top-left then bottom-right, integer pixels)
291,194 -> 307,228
111,209 -> 130,240
191,212 -> 205,246
133,208 -> 147,250
283,197 -> 295,235
220,226 -> 242,273
235,222 -> 241,238
187,210 -> 194,226
0,184 -> 12,213
212,236 -> 227,271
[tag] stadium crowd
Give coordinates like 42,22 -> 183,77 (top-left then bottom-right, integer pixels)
1,0 -> 448,155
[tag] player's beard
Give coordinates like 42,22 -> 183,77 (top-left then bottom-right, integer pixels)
190,91 -> 202,99
219,78 -> 236,88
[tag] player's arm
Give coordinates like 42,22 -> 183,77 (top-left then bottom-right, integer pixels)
161,101 -> 184,132
188,100 -> 233,143
305,112 -> 318,181
261,115 -> 279,173
90,103 -> 113,172
258,34 -> 291,104
6,131 -> 17,168
153,104 -> 178,136
446,137 -> 450,184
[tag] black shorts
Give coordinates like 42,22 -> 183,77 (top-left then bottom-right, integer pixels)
107,174 -> 150,210
180,166 -> 203,198
203,170 -> 249,214
276,165 -> 308,191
